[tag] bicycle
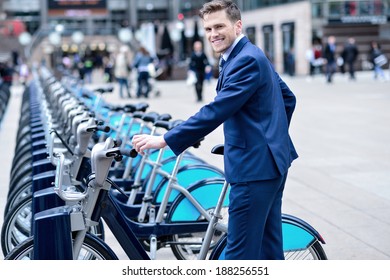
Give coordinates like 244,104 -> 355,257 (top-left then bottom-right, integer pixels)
4,136 -> 226,260
5,139 -> 327,260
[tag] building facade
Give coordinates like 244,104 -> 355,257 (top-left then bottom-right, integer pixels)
1,0 -> 389,75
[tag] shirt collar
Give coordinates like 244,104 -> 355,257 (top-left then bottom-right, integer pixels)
221,34 -> 244,61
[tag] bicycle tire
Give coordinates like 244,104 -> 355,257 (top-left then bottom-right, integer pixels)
4,181 -> 32,215
1,195 -> 32,256
209,235 -> 328,260
5,234 -> 118,260
168,218 -> 226,260
284,240 -> 327,260
1,194 -> 106,256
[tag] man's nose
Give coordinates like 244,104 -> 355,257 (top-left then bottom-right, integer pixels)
210,28 -> 219,38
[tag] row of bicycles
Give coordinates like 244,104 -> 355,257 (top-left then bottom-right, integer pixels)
1,65 -> 328,260
0,82 -> 11,127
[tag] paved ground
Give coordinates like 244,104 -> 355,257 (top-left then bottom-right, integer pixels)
1,69 -> 389,260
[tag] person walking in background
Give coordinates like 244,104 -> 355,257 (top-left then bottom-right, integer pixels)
103,55 -> 114,83
132,0 -> 298,260
286,47 -> 295,77
189,40 -> 210,102
323,35 -> 337,83
114,46 -> 132,98
341,37 -> 359,80
305,39 -> 324,79
18,61 -> 29,86
0,60 -> 14,88
83,55 -> 94,84
133,46 -> 154,98
370,41 -> 388,81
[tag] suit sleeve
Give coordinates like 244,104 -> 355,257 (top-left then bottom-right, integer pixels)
164,55 -> 261,156
276,73 -> 296,126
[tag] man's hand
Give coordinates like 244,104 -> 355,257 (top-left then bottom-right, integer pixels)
132,134 -> 167,155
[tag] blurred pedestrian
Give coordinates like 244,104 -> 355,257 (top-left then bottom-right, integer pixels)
286,47 -> 295,77
189,40 -> 210,102
77,61 -> 85,81
114,46 -> 132,98
0,61 -> 14,88
18,61 -> 29,86
323,36 -> 337,83
370,41 -> 388,81
341,37 -> 359,80
83,56 -> 94,84
306,40 -> 324,78
103,55 -> 114,83
133,46 -> 154,98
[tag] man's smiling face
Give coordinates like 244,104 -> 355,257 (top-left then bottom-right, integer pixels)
203,9 -> 242,54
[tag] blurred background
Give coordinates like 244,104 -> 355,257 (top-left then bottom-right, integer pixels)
0,1 -> 389,261
0,0 -> 389,82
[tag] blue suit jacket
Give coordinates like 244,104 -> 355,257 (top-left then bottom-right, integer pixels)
164,36 -> 298,183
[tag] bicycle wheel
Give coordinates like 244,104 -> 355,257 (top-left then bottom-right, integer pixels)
209,230 -> 328,260
284,240 -> 327,260
4,181 -> 32,215
5,234 -> 118,260
1,195 -> 32,256
168,208 -> 227,260
166,178 -> 229,260
1,195 -> 106,256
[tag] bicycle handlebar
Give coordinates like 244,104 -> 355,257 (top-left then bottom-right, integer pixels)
96,124 -> 111,133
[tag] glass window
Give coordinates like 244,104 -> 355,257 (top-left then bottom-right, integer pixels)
312,3 -> 323,18
262,24 -> 274,63
386,0 -> 390,16
373,0 -> 385,15
344,1 -> 358,16
329,2 -> 343,18
246,26 -> 256,45
359,1 -> 373,15
281,22 -> 295,75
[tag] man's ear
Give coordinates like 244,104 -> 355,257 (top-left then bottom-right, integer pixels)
235,20 -> 242,36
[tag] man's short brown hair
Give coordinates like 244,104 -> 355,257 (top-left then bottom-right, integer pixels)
199,0 -> 241,22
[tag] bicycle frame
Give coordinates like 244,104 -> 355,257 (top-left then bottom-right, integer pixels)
42,137 -> 226,260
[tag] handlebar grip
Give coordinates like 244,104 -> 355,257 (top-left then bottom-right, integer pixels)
129,149 -> 138,158
117,148 -> 136,158
106,148 -> 138,158
97,125 -> 111,133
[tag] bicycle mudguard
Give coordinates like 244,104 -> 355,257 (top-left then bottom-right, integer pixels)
209,214 -> 326,260
281,213 -> 326,247
141,155 -> 205,194
153,164 -> 225,204
166,178 -> 228,222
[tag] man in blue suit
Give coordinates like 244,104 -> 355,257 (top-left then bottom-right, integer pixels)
132,0 -> 298,259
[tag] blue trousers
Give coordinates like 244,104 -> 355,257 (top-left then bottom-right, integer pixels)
225,173 -> 287,260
